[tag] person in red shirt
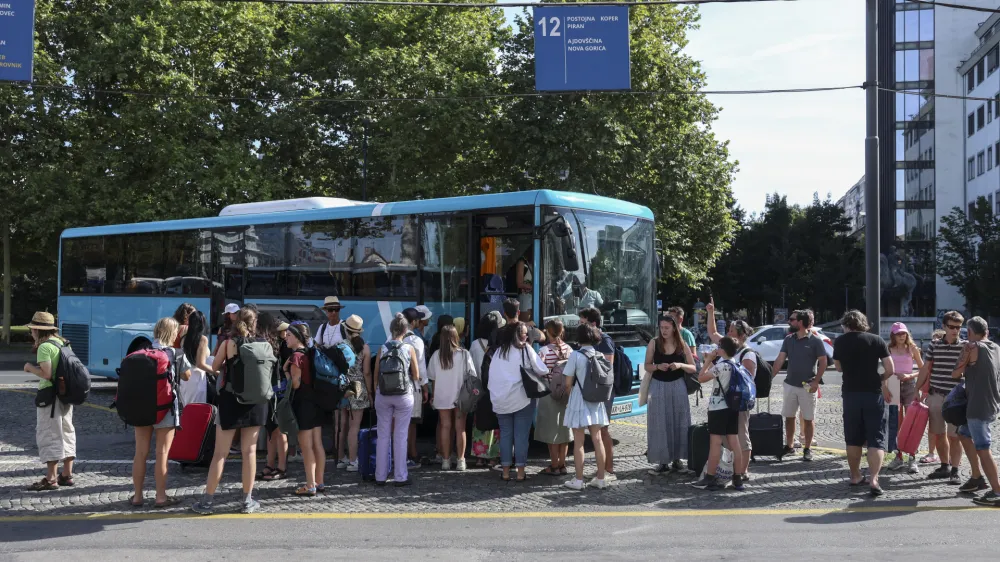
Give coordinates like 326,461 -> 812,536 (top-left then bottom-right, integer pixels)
284,324 -> 326,497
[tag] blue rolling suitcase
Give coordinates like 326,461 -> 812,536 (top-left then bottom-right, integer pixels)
358,406 -> 389,481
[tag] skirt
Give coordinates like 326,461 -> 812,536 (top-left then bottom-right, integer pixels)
217,389 -> 269,431
535,395 -> 571,444
646,377 -> 691,465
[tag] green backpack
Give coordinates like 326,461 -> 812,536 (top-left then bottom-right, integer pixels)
225,337 -> 277,405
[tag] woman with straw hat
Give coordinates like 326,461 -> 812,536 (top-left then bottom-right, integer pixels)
22,311 -> 77,491
335,315 -> 371,472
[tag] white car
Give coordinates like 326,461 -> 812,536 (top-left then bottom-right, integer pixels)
746,324 -> 834,363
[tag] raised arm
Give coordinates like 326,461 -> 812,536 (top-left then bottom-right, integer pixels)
706,297 -> 722,344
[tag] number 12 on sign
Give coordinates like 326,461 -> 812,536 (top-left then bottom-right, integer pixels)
533,5 -> 631,92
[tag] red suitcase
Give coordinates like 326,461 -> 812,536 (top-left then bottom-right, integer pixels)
169,403 -> 218,466
897,399 -> 928,456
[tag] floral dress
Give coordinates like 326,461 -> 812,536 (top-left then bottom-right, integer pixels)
346,353 -> 370,410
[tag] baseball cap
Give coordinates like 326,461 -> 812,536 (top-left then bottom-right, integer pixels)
224,303 -> 240,314
414,305 -> 433,321
891,322 -> 909,335
276,321 -> 290,332
402,307 -> 422,324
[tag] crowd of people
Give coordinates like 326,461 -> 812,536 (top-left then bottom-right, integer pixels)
20,294 -> 1000,511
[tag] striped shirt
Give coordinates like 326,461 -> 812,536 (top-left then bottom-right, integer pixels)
926,339 -> 966,394
540,342 -> 572,372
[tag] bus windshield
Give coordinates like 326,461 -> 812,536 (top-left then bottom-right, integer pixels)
541,207 -> 655,336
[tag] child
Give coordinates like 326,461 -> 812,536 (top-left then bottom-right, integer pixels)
692,336 -> 746,491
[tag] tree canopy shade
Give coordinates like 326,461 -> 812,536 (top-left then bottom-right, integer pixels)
0,0 -> 737,324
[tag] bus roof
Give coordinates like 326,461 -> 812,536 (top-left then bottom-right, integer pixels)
61,190 -> 653,238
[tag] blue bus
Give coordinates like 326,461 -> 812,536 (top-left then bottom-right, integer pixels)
58,190 -> 656,418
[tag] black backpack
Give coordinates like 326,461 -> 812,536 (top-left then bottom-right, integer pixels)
738,348 -> 772,399
474,344 -> 499,431
378,341 -> 410,396
43,340 -> 91,408
612,345 -> 634,396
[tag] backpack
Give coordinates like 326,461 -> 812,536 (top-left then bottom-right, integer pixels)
738,347 -> 772,399
456,350 -> 482,413
612,345 -> 634,396
546,343 -> 572,403
378,340 -> 411,396
41,340 -> 91,407
721,359 -> 756,412
116,348 -> 177,427
225,337 -> 276,405
575,348 -> 615,403
474,343 -> 500,431
942,382 -> 968,427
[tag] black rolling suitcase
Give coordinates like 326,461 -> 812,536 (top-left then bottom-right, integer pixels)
687,423 -> 711,476
748,398 -> 785,462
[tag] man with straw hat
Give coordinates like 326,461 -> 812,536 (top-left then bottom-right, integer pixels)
317,296 -> 346,349
22,311 -> 77,491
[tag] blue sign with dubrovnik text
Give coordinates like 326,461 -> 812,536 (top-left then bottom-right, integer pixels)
533,5 -> 630,92
0,0 -> 35,82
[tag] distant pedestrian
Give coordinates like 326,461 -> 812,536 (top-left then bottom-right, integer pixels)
770,309 -> 827,462
833,310 -> 894,496
23,311 -> 76,491
915,311 -> 967,484
643,314 -> 696,475
885,322 -> 923,474
562,324 -> 611,490
950,317 -> 1000,505
667,306 -> 698,361
130,317 -> 192,508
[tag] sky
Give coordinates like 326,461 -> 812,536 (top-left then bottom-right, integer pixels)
501,0 -> 866,215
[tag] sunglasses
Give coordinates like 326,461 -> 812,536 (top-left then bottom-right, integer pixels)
945,324 -> 962,330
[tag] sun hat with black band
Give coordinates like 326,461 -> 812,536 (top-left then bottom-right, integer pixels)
344,314 -> 364,335
26,312 -> 58,331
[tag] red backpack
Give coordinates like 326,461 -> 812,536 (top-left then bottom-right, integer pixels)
116,348 -> 177,427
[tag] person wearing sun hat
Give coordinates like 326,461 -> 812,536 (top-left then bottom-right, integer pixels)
334,315 -> 371,472
22,311 -> 77,491
317,296 -> 346,348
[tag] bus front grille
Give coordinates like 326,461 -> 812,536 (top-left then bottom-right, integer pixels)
60,324 -> 90,366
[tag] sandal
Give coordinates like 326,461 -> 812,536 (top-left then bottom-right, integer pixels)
57,474 -> 75,487
257,466 -> 276,479
540,465 -> 561,476
154,496 -> 179,509
557,465 -> 568,475
27,478 -> 58,491
295,485 -> 317,497
516,474 -> 531,483
261,469 -> 287,481
501,474 -> 511,482
849,476 -> 870,487
128,494 -> 144,508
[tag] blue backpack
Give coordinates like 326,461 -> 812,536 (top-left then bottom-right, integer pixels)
721,359 -> 756,412
310,341 -> 356,410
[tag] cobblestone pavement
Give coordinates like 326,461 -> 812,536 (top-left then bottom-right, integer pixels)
2,381 -> 999,517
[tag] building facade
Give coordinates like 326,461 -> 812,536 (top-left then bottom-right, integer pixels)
837,176 -> 866,237
959,12 -> 1000,219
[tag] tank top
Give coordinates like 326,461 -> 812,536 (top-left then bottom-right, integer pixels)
890,347 -> 915,375
652,344 -> 686,383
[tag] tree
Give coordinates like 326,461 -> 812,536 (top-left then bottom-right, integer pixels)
938,197 -> 1000,316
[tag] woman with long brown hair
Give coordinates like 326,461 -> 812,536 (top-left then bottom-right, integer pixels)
429,325 -> 477,471
643,314 -> 696,475
886,322 -> 924,474
536,318 -> 572,476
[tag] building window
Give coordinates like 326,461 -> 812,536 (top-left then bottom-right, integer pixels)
991,101 -> 995,123
991,195 -> 995,216
979,151 -> 986,176
979,105 -> 986,130
996,142 -> 999,167
895,49 -> 934,83
978,59 -> 986,85
969,70 -> 976,93
991,147 -> 995,171
970,157 -> 977,180
991,47 -> 1000,75
969,113 -> 976,137
996,191 -> 1000,215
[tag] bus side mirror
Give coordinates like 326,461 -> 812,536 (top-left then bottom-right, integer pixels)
553,218 -> 581,272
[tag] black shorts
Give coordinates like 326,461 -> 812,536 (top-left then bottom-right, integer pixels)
707,408 -> 739,436
842,391 -> 888,449
292,394 -> 325,431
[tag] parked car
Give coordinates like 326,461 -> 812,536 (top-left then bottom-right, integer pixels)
746,324 -> 834,363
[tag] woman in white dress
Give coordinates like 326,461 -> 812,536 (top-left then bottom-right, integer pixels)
562,323 -> 610,491
428,325 -> 477,471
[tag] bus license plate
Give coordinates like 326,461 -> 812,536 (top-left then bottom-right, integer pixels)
611,402 -> 632,416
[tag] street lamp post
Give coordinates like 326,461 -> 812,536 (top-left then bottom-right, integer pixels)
864,0 -> 881,334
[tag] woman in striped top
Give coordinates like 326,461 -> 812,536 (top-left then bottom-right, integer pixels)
536,319 -> 573,476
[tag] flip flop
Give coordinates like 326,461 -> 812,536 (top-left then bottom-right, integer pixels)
540,465 -> 561,476
516,474 -> 531,483
294,486 -> 317,497
154,496 -> 179,509
128,495 -> 144,508
257,466 -> 276,479
261,469 -> 287,481
849,476 -> 870,487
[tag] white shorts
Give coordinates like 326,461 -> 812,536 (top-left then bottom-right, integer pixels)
782,383 -> 818,421
36,401 -> 76,463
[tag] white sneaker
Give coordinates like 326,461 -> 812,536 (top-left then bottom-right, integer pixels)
433,454 -> 444,464
604,473 -> 617,482
589,478 -> 608,489
441,458 -> 451,471
336,460 -> 348,469
346,460 -> 359,473
564,478 -> 585,490
456,459 -> 467,472
907,457 -> 919,474
793,439 -> 802,448
887,456 -> 905,471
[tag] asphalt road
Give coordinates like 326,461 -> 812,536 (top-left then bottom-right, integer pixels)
1,509 -> 997,560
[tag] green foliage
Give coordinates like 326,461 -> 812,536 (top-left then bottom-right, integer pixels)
937,198 -> 1000,316
1,0 -> 737,319
706,194 -> 864,325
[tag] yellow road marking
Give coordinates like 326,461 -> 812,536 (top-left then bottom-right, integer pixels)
1,504 -> 995,523
0,388 -> 117,414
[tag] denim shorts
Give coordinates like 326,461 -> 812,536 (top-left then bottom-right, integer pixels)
958,417 -> 995,451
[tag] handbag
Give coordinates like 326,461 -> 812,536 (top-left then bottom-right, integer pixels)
457,350 -> 482,413
34,385 -> 57,409
520,347 -> 551,399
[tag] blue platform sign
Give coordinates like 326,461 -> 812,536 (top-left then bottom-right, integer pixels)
0,0 -> 35,82
533,5 -> 630,92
